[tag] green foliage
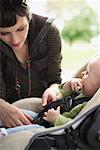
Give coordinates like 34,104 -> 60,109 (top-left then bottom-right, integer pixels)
61,7 -> 99,44
46,0 -> 100,44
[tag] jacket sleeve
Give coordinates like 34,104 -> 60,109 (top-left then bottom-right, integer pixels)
54,103 -> 86,126
0,72 -> 6,98
54,114 -> 72,126
62,103 -> 86,119
0,52 -> 6,99
46,23 -> 62,85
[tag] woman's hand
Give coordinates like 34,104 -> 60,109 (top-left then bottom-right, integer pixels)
43,106 -> 60,124
0,100 -> 33,128
42,84 -> 62,108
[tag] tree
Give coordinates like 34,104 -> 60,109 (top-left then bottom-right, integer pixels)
46,0 -> 100,44
61,6 -> 99,44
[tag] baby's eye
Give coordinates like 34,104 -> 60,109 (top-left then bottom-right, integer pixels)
81,70 -> 88,77
85,71 -> 88,75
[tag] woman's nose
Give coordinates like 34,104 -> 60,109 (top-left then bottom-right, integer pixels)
10,33 -> 19,44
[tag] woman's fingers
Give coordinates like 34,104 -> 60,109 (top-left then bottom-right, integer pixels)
17,111 -> 32,125
3,117 -> 23,128
0,102 -> 33,127
23,112 -> 33,122
42,87 -> 58,107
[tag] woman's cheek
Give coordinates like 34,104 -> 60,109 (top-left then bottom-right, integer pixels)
0,36 -> 9,43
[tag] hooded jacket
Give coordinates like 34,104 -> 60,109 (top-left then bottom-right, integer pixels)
0,13 -> 62,103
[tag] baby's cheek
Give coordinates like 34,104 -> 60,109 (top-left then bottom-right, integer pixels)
82,81 -> 88,93
83,85 -> 93,96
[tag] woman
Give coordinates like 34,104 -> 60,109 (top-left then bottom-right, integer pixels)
0,0 -> 62,127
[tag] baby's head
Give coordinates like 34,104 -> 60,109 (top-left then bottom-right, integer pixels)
81,55 -> 100,96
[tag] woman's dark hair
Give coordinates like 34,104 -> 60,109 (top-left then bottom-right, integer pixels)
0,0 -> 31,27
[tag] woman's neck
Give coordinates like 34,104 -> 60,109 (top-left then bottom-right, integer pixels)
13,42 -> 28,65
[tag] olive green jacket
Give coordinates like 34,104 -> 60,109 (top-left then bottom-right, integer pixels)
54,102 -> 86,126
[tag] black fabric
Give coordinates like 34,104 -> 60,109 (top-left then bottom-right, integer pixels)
79,106 -> 100,149
27,137 -> 51,150
64,106 -> 100,150
25,134 -> 68,150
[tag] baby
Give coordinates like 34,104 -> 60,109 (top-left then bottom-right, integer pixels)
43,55 -> 100,126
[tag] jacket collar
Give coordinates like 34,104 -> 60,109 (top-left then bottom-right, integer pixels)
0,40 -> 17,63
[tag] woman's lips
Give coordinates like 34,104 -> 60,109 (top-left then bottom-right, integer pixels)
12,43 -> 20,47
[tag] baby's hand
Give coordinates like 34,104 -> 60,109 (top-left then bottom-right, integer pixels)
43,106 -> 60,124
71,78 -> 83,92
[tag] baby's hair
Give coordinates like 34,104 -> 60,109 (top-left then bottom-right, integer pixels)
0,0 -> 30,27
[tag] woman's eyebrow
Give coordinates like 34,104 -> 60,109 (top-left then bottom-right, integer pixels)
17,24 -> 26,29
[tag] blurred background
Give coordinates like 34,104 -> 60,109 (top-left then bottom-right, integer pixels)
28,0 -> 100,82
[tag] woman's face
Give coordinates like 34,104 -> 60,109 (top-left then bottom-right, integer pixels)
0,15 -> 29,51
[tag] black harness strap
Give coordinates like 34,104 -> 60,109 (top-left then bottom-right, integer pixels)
35,92 -> 92,125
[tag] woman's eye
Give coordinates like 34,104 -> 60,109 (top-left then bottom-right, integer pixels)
17,27 -> 24,32
0,32 -> 9,36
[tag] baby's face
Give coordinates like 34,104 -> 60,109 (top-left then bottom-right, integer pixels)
81,61 -> 99,96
